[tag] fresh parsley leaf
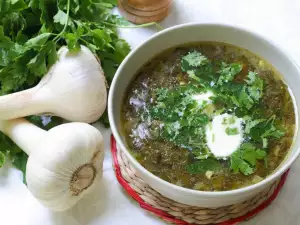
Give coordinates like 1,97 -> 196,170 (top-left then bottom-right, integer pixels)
244,117 -> 266,134
245,71 -> 263,102
0,25 -> 14,48
102,59 -> 117,84
0,0 -> 27,14
64,25 -> 84,51
230,143 -> 267,175
92,29 -> 112,49
262,124 -> 285,138
0,49 -> 9,66
25,33 -> 52,48
187,158 -> 222,174
250,116 -> 285,141
231,151 -> 254,175
0,151 -> 5,167
148,85 -> 210,152
213,68 -> 263,113
180,51 -> 216,87
238,86 -> 254,110
113,39 -> 131,63
65,33 -> 80,50
45,41 -> 58,66
187,70 -> 201,82
27,49 -> 48,76
53,9 -> 69,26
242,149 -> 266,166
1,12 -> 26,39
217,62 -> 242,86
245,71 -> 257,84
181,51 -> 209,72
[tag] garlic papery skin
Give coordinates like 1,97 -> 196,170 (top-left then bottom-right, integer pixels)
0,119 -> 104,211
0,45 -> 107,123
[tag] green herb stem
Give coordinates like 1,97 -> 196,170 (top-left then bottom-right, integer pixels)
53,0 -> 71,42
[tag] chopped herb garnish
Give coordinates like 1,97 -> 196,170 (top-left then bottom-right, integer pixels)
148,86 -> 210,153
187,158 -> 222,174
228,116 -> 236,124
245,71 -> 264,101
217,62 -> 243,86
244,117 -> 266,134
225,127 -> 239,135
187,70 -> 201,82
181,51 -> 209,72
230,143 -> 266,175
223,116 -> 236,125
137,50 -> 287,177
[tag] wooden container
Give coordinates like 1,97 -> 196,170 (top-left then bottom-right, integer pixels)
118,0 -> 172,24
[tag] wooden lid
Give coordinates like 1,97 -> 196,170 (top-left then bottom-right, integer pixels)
125,0 -> 172,11
118,0 -> 172,24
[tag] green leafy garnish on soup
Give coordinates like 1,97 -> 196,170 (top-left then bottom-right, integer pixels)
225,127 -> 239,135
122,42 -> 295,191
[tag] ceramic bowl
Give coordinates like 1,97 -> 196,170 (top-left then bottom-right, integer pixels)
108,23 -> 300,207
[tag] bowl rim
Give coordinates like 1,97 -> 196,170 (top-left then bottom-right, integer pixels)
108,22 -> 300,197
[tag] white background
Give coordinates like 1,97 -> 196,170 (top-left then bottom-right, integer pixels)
1,0 -> 300,224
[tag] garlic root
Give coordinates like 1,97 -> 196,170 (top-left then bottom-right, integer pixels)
0,118 -> 104,211
0,45 -> 107,123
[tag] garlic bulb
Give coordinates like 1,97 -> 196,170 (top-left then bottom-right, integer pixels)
0,118 -> 104,211
0,45 -> 107,123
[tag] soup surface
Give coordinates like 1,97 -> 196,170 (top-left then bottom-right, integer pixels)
122,42 -> 296,191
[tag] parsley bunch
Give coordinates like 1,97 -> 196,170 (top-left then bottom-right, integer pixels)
0,0 -> 159,180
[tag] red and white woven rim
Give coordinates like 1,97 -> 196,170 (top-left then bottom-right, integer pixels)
111,135 -> 289,225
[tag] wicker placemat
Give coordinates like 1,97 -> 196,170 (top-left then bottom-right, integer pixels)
111,136 -> 289,225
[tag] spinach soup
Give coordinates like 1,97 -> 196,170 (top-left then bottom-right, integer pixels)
121,42 -> 296,191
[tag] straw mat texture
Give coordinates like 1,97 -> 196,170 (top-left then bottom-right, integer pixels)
111,136 -> 289,225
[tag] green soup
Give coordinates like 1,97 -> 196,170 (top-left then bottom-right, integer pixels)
121,42 -> 296,191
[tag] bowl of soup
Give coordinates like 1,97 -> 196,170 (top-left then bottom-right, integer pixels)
108,23 -> 300,207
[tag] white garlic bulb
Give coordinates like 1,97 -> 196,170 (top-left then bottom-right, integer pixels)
0,45 -> 107,123
0,118 -> 104,211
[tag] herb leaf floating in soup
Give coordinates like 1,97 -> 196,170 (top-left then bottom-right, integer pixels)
122,43 -> 295,191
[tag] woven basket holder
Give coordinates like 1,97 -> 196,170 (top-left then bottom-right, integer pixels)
111,136 -> 289,225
